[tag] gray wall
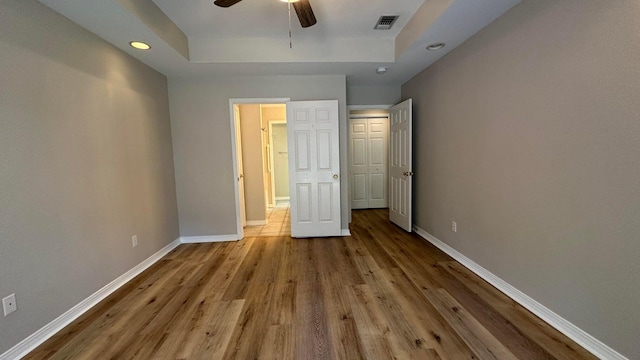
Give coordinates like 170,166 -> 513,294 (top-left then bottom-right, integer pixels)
0,0 -> 179,354
402,0 -> 640,358
169,75 -> 348,237
347,84 -> 401,106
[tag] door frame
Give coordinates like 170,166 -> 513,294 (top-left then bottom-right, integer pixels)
229,98 -> 290,239
347,105 -> 393,219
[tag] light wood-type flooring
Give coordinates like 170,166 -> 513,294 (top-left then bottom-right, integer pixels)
25,209 -> 596,359
243,203 -> 291,237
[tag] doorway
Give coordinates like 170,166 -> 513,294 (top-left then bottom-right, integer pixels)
230,99 -> 290,239
231,98 -> 344,239
348,107 -> 391,210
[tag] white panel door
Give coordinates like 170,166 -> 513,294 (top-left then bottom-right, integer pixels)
350,119 -> 369,209
367,118 -> 388,208
389,99 -> 412,232
349,117 -> 388,209
287,100 -> 341,237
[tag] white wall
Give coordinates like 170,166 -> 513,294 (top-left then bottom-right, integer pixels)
169,75 -> 349,237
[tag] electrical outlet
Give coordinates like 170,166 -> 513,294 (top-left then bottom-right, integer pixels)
451,221 -> 457,233
3,294 -> 17,316
132,235 -> 138,247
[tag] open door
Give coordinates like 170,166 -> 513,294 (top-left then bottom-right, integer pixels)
287,100 -> 341,238
389,99 -> 413,232
234,105 -> 247,229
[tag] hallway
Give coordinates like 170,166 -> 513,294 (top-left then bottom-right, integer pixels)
243,202 -> 290,237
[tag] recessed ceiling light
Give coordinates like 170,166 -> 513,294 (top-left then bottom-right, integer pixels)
426,42 -> 446,51
129,41 -> 151,50
376,67 -> 388,74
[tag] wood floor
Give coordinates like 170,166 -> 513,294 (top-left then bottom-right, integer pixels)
25,209 -> 596,360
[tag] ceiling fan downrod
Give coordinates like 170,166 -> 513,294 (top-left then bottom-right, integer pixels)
288,1 -> 293,49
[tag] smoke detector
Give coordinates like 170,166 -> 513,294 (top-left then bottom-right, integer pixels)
376,67 -> 388,74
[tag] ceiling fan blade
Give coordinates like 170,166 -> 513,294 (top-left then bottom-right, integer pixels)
214,0 -> 242,8
293,0 -> 317,28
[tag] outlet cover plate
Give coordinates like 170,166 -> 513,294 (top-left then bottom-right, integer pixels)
3,293 -> 17,316
132,235 -> 138,247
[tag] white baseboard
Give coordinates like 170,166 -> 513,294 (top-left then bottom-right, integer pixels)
412,226 -> 628,360
179,234 -> 239,243
0,238 -> 182,360
341,229 -> 352,236
246,220 -> 267,226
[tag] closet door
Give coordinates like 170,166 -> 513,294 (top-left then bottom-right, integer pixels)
349,117 -> 388,209
367,118 -> 388,208
350,119 -> 369,209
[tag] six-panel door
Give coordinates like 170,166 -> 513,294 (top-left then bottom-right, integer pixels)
287,100 -> 341,237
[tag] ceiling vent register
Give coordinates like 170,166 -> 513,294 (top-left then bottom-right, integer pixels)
374,15 -> 398,30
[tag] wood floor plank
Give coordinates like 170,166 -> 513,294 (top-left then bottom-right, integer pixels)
258,325 -> 294,360
293,239 -> 334,360
24,209 -> 598,360
347,284 -> 401,359
425,288 -> 519,360
382,267 -> 478,359
429,261 -> 557,360
349,251 -> 438,358
440,261 -> 597,360
314,239 -> 366,360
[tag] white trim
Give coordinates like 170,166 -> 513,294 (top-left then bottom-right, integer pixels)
179,235 -> 239,243
0,238 -> 182,360
348,115 -> 389,120
229,98 -> 290,242
341,229 -> 352,236
412,226 -> 628,360
246,220 -> 267,226
347,105 -> 393,110
274,196 -> 290,201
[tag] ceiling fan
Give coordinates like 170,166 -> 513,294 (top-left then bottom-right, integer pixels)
213,0 -> 317,28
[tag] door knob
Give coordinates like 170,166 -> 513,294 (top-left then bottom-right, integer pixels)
403,171 -> 414,176
333,174 -> 339,179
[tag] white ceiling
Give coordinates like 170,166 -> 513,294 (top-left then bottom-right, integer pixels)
39,0 -> 521,87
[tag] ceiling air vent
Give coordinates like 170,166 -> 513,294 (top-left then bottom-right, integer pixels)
374,15 -> 398,30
